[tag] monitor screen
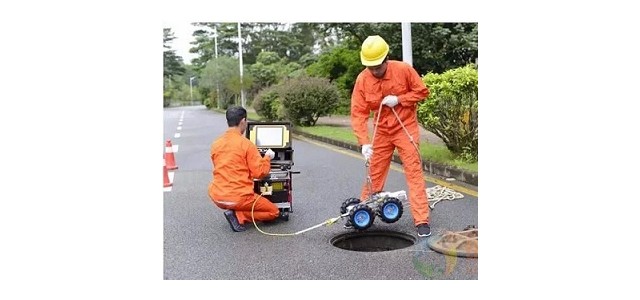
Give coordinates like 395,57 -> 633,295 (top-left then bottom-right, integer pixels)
255,127 -> 284,148
247,123 -> 291,148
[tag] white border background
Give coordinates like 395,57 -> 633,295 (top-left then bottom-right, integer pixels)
1,0 -> 638,298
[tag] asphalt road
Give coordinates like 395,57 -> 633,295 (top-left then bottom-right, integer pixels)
163,105 -> 478,280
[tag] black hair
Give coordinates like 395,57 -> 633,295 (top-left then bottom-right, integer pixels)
225,106 -> 247,127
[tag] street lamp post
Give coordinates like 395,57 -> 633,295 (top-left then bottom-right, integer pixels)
189,76 -> 196,105
401,22 -> 413,67
238,22 -> 245,108
213,25 -> 220,108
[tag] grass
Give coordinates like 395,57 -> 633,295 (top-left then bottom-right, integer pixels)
247,111 -> 262,121
297,125 -> 478,173
211,108 -> 478,173
296,125 -> 358,144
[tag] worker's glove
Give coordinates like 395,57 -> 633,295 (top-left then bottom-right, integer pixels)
361,144 -> 373,160
381,95 -> 399,108
265,149 -> 275,159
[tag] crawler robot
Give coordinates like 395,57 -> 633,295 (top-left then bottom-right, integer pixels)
340,190 -> 407,230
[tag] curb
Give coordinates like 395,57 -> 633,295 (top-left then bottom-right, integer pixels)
291,129 -> 478,186
228,109 -> 478,186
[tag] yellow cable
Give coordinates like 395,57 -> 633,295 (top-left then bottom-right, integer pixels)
250,193 -> 297,236
250,193 -> 344,236
248,105 -> 426,237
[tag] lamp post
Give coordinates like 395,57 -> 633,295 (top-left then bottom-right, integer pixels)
401,22 -> 413,67
189,76 -> 196,105
213,25 -> 220,108
238,22 -> 245,108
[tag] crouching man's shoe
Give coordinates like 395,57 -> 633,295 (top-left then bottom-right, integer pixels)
416,223 -> 431,237
224,210 -> 246,232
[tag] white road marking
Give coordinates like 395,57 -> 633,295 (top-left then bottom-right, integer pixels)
174,133 -> 181,138
177,126 -> 182,131
178,121 -> 183,126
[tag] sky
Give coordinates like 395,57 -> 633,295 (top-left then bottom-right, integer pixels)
163,22 -> 199,64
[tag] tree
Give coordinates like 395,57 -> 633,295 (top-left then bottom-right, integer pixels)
200,56 -> 253,109
417,65 -> 478,160
163,28 -> 185,78
306,44 -> 362,114
318,23 -> 478,75
188,23 -> 217,72
411,23 -> 478,74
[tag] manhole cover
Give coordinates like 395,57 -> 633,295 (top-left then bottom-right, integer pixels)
427,228 -> 478,258
331,230 -> 416,252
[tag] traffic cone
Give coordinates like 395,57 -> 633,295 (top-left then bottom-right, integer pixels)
163,159 -> 172,187
165,140 -> 178,170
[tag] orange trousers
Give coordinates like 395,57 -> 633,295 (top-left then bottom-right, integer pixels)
360,128 -> 430,226
211,194 -> 279,225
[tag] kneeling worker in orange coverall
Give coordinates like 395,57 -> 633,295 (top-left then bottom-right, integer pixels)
208,106 -> 280,232
350,35 -> 432,237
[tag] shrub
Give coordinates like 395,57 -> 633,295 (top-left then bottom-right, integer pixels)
306,45 -> 362,116
278,75 -> 340,126
418,64 -> 478,161
252,87 -> 281,121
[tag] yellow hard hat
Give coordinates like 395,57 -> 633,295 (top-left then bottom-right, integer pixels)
360,35 -> 389,66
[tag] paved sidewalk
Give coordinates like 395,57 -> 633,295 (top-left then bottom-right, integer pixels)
247,107 -> 445,146
246,108 -> 477,186
315,114 -> 446,146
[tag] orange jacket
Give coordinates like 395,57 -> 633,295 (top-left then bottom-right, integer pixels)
209,128 -> 271,201
351,60 -> 429,145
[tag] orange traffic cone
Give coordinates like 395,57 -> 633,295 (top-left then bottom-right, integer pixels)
165,140 -> 178,170
163,159 -> 172,187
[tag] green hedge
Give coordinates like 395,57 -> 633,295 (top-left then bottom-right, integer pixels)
418,64 -> 478,161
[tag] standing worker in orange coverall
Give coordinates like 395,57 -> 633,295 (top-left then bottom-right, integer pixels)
208,106 -> 280,232
350,35 -> 432,237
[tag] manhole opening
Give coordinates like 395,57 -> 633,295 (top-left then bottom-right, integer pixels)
331,230 -> 416,252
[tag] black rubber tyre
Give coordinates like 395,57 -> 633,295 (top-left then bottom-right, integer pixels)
349,203 -> 375,230
378,197 -> 403,223
340,198 -> 362,214
280,211 -> 289,222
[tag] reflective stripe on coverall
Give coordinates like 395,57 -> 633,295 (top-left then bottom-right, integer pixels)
350,60 -> 431,225
208,129 -> 279,224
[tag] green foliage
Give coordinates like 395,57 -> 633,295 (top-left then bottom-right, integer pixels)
163,28 -> 186,78
200,56 -> 253,109
281,62 -> 302,79
163,77 -> 193,106
321,23 -> 477,75
296,125 -> 477,173
417,64 -> 478,161
252,87 -> 281,121
306,44 -> 363,115
276,75 -> 340,126
256,51 -> 281,65
411,23 -> 478,75
298,53 -> 318,67
249,61 -> 278,89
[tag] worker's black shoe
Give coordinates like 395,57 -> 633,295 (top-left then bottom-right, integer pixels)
417,223 -> 431,237
224,210 -> 246,232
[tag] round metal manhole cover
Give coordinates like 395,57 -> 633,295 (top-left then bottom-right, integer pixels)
331,230 -> 416,252
427,228 -> 478,258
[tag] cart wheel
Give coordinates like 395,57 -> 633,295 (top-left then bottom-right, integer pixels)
280,211 -> 289,222
340,197 -> 362,214
349,204 -> 375,230
379,197 -> 403,223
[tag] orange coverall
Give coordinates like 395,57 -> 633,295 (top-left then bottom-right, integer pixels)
351,60 -> 431,225
208,128 -> 279,224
